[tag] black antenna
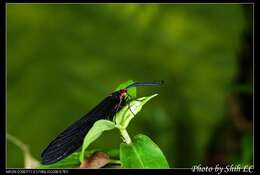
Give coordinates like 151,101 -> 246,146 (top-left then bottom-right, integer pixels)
126,81 -> 164,89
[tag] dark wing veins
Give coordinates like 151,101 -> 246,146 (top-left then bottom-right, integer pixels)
41,94 -> 121,165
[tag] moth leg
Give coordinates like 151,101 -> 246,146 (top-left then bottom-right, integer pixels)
128,101 -> 136,116
112,98 -> 124,122
125,96 -> 136,116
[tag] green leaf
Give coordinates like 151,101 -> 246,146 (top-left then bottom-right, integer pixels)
114,80 -> 136,98
120,134 -> 169,168
115,94 -> 158,130
38,148 -> 120,168
104,148 -> 120,160
37,152 -> 81,168
80,120 -> 115,162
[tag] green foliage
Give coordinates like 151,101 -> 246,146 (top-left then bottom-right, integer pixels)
80,120 -> 115,162
38,148 -> 120,168
38,152 -> 81,168
115,94 -> 158,129
114,80 -> 137,98
120,134 -> 169,168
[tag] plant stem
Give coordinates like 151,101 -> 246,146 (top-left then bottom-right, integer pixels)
7,133 -> 29,153
120,129 -> 132,144
7,133 -> 39,168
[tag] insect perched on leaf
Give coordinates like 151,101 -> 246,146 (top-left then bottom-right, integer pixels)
41,81 -> 163,165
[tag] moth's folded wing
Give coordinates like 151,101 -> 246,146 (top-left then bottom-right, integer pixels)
41,117 -> 96,165
41,95 -> 119,165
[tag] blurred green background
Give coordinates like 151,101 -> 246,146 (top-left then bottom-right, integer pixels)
7,4 -> 253,168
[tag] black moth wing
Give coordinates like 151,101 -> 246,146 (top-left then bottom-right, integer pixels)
41,92 -> 122,165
